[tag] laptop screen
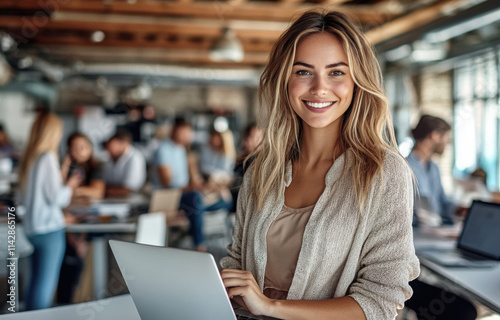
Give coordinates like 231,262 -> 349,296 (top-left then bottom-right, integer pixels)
458,200 -> 500,259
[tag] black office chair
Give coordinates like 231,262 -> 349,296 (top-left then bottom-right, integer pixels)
404,279 -> 477,320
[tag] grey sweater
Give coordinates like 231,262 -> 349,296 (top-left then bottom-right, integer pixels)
22,152 -> 72,236
221,149 -> 420,320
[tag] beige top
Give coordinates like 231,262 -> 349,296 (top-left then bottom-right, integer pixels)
264,204 -> 315,300
221,149 -> 420,320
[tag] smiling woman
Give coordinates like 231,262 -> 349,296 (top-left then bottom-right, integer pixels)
220,10 -> 420,320
288,32 -> 354,130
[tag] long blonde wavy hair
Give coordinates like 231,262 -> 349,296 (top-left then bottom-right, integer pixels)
249,10 -> 401,211
19,112 -> 63,191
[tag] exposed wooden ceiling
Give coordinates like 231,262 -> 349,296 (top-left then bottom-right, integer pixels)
0,0 -> 481,68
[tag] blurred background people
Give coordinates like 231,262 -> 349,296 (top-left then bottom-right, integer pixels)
0,123 -> 18,176
406,115 -> 455,227
18,112 -> 81,310
199,129 -> 236,177
231,123 -> 263,212
63,133 -> 105,200
151,119 -> 234,251
453,168 -> 500,216
406,115 -> 477,320
0,123 -> 16,160
151,118 -> 192,190
56,132 -> 105,305
104,129 -> 146,197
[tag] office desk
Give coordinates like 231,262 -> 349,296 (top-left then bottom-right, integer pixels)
66,195 -> 147,300
0,294 -> 140,320
66,220 -> 137,300
413,229 -> 500,314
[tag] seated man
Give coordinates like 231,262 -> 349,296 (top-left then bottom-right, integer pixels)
406,115 -> 455,226
104,129 -> 146,197
152,119 -> 232,251
406,115 -> 477,320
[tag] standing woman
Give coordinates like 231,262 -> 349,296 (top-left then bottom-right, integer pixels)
19,112 -> 81,310
221,10 -> 419,320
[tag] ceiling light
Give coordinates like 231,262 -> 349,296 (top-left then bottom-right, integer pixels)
91,31 -> 106,43
0,32 -> 16,52
210,28 -> 244,62
18,56 -> 33,69
411,40 -> 447,62
385,45 -> 412,62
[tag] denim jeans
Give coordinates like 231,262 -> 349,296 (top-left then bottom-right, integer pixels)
180,191 -> 232,246
26,229 -> 66,310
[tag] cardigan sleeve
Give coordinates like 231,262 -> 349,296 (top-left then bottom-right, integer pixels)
41,152 -> 73,209
220,167 -> 254,270
348,153 -> 420,320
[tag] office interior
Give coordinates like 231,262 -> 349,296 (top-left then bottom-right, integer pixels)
0,0 -> 499,319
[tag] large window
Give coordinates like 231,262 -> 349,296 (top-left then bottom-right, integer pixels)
453,49 -> 500,190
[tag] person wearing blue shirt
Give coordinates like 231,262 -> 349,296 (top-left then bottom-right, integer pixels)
151,121 -> 191,189
152,119 -> 232,251
405,115 -> 477,320
406,115 -> 455,226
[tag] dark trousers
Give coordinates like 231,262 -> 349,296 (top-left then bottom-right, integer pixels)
180,190 -> 232,246
405,279 -> 477,320
56,235 -> 84,304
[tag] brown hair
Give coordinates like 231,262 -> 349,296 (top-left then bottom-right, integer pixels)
411,115 -> 451,141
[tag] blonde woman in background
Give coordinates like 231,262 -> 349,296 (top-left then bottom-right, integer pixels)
19,112 -> 81,310
199,129 -> 236,177
221,10 -> 419,320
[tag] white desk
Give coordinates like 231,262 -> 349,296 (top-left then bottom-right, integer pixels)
414,229 -> 500,314
65,194 -> 147,300
66,220 -> 137,300
0,294 -> 140,319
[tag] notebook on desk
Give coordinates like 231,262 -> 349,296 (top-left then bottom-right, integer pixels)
109,240 -> 279,320
417,200 -> 500,268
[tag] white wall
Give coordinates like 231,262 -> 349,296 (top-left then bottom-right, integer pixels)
0,93 -> 36,151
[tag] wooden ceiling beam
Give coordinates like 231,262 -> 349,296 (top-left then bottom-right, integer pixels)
0,16 -> 283,42
31,33 -> 275,52
26,45 -> 269,66
0,0 -> 395,24
365,0 -> 469,44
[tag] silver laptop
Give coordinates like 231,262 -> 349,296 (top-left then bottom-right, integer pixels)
109,240 -> 277,320
418,200 -> 500,267
149,188 -> 183,212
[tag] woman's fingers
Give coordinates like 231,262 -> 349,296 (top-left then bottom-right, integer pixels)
220,268 -> 273,316
221,269 -> 255,279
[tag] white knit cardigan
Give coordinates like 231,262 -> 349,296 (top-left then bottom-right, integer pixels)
220,149 -> 420,320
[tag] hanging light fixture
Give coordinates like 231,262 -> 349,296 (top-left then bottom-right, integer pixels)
210,27 -> 244,62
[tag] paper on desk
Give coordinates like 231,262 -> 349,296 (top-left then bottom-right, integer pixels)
95,203 -> 131,218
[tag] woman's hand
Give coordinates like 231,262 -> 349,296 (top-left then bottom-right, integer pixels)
66,172 -> 83,189
221,269 -> 275,316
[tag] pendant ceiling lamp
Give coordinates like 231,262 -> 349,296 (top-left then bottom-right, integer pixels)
210,27 -> 244,62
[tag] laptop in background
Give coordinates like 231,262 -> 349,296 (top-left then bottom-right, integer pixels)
149,188 -> 183,212
109,240 -> 276,320
417,200 -> 500,267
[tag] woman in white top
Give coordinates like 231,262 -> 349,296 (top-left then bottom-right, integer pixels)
19,112 -> 81,310
221,10 -> 419,320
